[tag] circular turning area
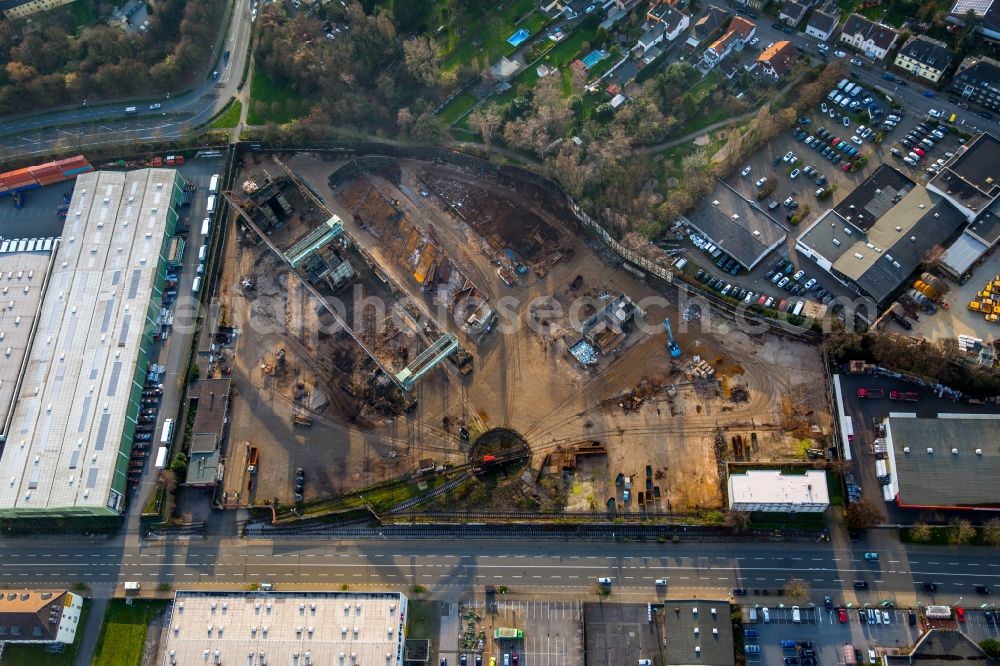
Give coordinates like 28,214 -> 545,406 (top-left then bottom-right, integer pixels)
469,427 -> 530,464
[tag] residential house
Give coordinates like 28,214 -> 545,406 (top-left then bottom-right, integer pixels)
948,0 -> 1000,40
838,13 -> 899,60
951,55 -> 1000,112
804,10 -> 838,41
686,5 -> 730,47
704,16 -> 756,66
0,0 -> 75,18
757,40 -> 799,78
739,0 -> 764,12
0,590 -> 83,645
779,1 -> 808,27
893,35 -> 954,84
636,4 -> 691,50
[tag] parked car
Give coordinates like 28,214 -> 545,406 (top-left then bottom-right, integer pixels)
741,165 -> 752,176
790,168 -> 800,179
756,176 -> 768,187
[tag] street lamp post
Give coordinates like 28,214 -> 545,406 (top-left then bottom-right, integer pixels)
83,99 -> 96,121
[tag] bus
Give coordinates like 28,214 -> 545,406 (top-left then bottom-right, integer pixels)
206,195 -> 216,215
201,218 -> 210,238
208,174 -> 220,194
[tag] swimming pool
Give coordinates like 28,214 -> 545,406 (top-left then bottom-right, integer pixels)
581,50 -> 607,69
507,28 -> 530,47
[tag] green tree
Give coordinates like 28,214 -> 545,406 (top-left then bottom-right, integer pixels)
170,452 -> 188,477
981,639 -> 1000,658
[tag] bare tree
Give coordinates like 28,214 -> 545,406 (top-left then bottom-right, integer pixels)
909,522 -> 933,543
725,509 -> 751,532
981,517 -> 1000,547
468,105 -> 503,152
947,518 -> 976,545
785,578 -> 810,599
402,36 -> 440,87
845,499 -> 884,531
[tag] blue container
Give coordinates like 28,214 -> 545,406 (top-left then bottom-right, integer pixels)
14,182 -> 40,192
63,166 -> 94,177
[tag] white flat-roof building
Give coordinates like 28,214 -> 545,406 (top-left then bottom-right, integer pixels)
728,469 -> 830,513
160,591 -> 408,666
0,168 -> 183,518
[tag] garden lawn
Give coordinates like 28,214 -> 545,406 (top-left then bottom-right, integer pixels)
91,600 -> 169,666
438,93 -> 480,126
247,66 -> 300,125
210,98 -> 242,129
441,0 -> 540,72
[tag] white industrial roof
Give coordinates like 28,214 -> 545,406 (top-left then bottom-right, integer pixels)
729,469 -> 830,506
0,247 -> 55,433
0,169 -> 176,514
161,591 -> 408,666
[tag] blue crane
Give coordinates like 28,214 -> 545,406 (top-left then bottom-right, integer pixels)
665,318 -> 682,359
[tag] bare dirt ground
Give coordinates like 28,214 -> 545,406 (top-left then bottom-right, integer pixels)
218,151 -> 830,510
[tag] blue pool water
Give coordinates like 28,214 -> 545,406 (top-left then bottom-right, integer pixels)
507,28 -> 530,47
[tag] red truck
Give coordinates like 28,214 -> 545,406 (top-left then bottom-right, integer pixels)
857,388 -> 884,398
889,390 -> 919,401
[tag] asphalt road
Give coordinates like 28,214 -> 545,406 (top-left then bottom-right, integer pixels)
0,0 -> 254,158
4,536 -> 999,609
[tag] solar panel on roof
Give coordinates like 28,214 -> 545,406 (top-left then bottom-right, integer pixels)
94,413 -> 110,451
127,269 -> 141,299
107,361 -> 122,397
79,397 -> 91,432
85,468 -> 99,489
118,316 -> 130,347
69,450 -> 80,470
100,299 -> 114,333
112,270 -> 121,286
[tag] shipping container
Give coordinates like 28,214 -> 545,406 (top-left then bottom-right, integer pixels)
63,166 -> 94,177
160,418 -> 175,444
14,182 -> 40,192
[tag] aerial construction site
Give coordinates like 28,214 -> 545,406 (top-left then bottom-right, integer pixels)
212,149 -> 830,518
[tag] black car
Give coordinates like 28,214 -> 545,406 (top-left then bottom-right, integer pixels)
979,111 -> 993,119
733,588 -> 747,596
824,596 -> 833,609
854,580 -> 868,589
696,269 -> 706,281
295,478 -> 304,493
975,585 -> 991,595
772,157 -> 781,166
908,610 -> 917,626
799,641 -> 814,649
922,582 -> 938,592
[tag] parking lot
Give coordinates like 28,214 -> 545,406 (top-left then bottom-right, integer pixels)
743,604 -> 924,665
460,599 -> 583,666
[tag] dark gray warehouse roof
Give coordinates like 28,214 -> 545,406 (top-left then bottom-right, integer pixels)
663,600 -> 735,666
682,182 -> 787,270
888,416 -> 1000,508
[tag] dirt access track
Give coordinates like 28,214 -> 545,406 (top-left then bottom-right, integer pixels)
220,151 -> 829,512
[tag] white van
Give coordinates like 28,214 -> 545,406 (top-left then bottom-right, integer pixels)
160,418 -> 174,444
124,106 -> 138,114
198,244 -> 207,262
791,301 -> 805,316
748,607 -> 758,623
206,195 -> 216,215
208,174 -> 220,194
792,606 -> 801,623
201,218 -> 210,237
192,276 -> 202,294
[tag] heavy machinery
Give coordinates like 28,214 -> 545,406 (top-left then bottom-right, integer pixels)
665,318 -> 682,358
